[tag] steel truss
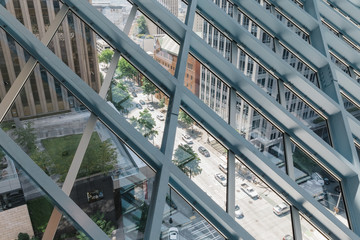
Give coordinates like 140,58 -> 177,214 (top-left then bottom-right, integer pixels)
0,0 -> 360,239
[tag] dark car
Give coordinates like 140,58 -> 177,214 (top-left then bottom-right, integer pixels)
198,146 -> 210,157
136,103 -> 142,109
131,91 -> 137,97
139,100 -> 145,105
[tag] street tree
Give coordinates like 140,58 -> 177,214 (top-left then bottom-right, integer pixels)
137,16 -> 149,34
110,81 -> 132,113
117,58 -> 138,81
173,144 -> 202,177
137,109 -> 157,139
141,77 -> 158,102
178,110 -> 195,132
76,212 -> 115,240
98,49 -> 114,65
13,122 -> 37,154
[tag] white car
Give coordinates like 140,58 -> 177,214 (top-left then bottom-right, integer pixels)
240,182 -> 259,199
235,205 -> 243,218
182,134 -> 193,144
215,173 -> 227,186
218,163 -> 227,173
168,227 -> 179,240
147,105 -> 154,111
273,202 -> 290,216
157,115 -> 165,121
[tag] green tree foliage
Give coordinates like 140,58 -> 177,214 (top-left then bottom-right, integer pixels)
137,16 -> 149,35
141,77 -> 158,102
98,49 -> 114,65
110,81 -> 132,113
173,144 -> 202,177
30,151 -> 50,175
178,110 -> 194,132
76,212 -> 115,240
13,122 -> 37,154
117,58 -> 138,80
158,98 -> 165,108
131,109 -> 158,141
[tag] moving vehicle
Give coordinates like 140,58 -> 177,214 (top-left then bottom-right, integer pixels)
240,182 -> 259,199
273,202 -> 290,215
182,134 -> 193,144
198,146 -> 210,157
215,173 -> 227,186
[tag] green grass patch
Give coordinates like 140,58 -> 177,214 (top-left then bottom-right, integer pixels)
41,132 -> 117,182
27,197 -> 53,234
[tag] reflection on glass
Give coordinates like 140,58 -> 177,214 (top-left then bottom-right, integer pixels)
49,11 -> 106,94
2,64 -> 91,184
155,0 -> 188,23
0,146 -> 81,239
291,142 -> 349,227
187,53 -> 230,122
70,120 -> 156,239
235,157 -> 293,239
330,53 -> 351,76
342,94 -> 360,120
300,215 -> 328,240
173,110 -> 227,210
284,87 -> 331,145
161,186 -> 225,240
235,95 -> 285,169
2,0 -> 61,38
106,57 -> 169,149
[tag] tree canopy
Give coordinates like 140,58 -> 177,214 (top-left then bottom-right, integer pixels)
98,49 -> 114,65
110,81 -> 132,112
131,109 -> 158,141
137,16 -> 149,35
141,77 -> 158,102
13,122 -> 37,154
173,144 -> 202,177
117,58 -> 138,80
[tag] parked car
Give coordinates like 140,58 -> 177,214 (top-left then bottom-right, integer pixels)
168,227 -> 179,240
147,105 -> 154,111
215,173 -> 227,186
240,182 -> 259,199
136,103 -> 142,109
139,100 -> 145,105
273,202 -> 290,216
86,190 -> 104,203
157,115 -> 165,121
235,205 -> 243,218
198,146 -> 210,157
218,163 -> 227,173
182,134 -> 193,144
131,91 -> 137,97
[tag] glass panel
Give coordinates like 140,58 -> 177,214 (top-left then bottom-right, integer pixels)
235,157 -> 293,239
187,53 -> 230,122
161,186 -> 225,240
235,95 -> 285,168
127,9 -> 180,75
49,10 -> 109,94
155,0 -> 188,23
107,57 -> 170,149
0,146 -> 83,240
278,44 -> 319,88
91,0 -> 133,31
291,142 -> 349,227
1,63 -> 91,184
2,0 -> 62,37
0,28 -> 32,106
330,53 -> 351,76
236,9 -> 275,51
72,119 -> 156,239
284,86 -> 331,145
236,47 -> 279,100
300,215 -> 328,240
342,94 -> 360,120
193,13 -> 232,62
173,110 -> 228,210
210,0 -> 234,17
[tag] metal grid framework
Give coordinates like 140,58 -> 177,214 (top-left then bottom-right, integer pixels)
0,0 -> 360,239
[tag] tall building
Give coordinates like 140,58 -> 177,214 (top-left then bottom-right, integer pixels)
0,0 -> 360,240
0,0 -> 101,120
